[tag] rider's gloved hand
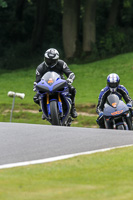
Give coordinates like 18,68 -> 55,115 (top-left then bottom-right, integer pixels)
99,112 -> 103,118
127,103 -> 132,108
66,78 -> 73,85
33,82 -> 37,92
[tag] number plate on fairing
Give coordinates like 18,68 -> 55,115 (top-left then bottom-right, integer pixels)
111,110 -> 123,116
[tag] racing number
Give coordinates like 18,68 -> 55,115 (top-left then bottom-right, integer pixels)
111,110 -> 123,115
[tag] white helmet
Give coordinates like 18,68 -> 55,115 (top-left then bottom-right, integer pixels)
107,73 -> 120,92
44,48 -> 59,68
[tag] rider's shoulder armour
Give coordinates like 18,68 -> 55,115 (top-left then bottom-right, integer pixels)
118,85 -> 129,95
99,86 -> 110,100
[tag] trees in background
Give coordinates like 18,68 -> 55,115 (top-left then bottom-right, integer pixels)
62,0 -> 97,58
0,0 -> 7,7
31,0 -> 48,51
62,0 -> 79,58
1,0 -> 133,69
15,0 -> 26,21
82,0 -> 97,53
106,0 -> 120,31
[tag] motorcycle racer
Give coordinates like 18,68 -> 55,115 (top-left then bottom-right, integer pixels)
96,73 -> 133,128
33,48 -> 77,119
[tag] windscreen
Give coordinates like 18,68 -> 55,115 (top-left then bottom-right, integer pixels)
41,71 -> 60,85
107,94 -> 119,108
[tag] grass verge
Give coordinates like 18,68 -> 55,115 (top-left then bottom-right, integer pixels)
0,146 -> 133,200
0,103 -> 98,127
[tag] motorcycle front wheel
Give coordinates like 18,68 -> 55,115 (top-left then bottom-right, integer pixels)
50,101 -> 60,125
117,125 -> 124,130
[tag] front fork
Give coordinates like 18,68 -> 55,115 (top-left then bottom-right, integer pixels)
46,93 -> 63,117
46,93 -> 50,116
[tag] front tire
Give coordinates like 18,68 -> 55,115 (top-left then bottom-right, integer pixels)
117,125 -> 124,130
50,101 -> 60,125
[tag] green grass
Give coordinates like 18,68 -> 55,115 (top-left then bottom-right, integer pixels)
0,103 -> 98,127
1,52 -> 133,126
0,68 -> 35,104
1,109 -> 98,127
0,146 -> 133,200
72,52 -> 133,104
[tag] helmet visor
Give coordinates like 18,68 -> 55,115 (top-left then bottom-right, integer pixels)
45,57 -> 57,67
108,82 -> 119,88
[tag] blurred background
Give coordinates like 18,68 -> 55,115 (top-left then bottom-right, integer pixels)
1,0 -> 133,70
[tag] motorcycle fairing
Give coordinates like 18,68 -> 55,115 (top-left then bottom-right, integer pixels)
36,79 -> 66,93
36,71 -> 72,125
61,93 -> 72,125
104,100 -> 129,117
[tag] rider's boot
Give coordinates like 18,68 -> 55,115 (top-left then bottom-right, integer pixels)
71,103 -> 78,118
70,93 -> 78,118
33,93 -> 40,105
42,113 -> 46,120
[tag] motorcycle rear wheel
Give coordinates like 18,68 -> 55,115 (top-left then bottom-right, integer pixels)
50,101 -> 60,125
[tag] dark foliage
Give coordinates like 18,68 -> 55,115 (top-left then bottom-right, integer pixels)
0,0 -> 133,69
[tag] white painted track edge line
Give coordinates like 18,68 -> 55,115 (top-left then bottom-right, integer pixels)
0,144 -> 133,170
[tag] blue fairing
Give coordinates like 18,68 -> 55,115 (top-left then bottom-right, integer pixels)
104,101 -> 129,117
58,101 -> 63,114
37,78 -> 66,92
36,71 -> 72,125
61,92 -> 72,123
102,93 -> 132,130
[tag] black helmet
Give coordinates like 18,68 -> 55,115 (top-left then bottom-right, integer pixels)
107,73 -> 120,92
44,48 -> 59,68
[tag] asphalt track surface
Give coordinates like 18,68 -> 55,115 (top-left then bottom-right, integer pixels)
0,122 -> 133,165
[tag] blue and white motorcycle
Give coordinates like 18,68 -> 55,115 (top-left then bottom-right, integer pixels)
103,94 -> 132,130
36,71 -> 72,126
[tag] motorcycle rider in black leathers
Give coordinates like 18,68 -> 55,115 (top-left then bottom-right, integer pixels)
33,48 -> 78,119
96,73 -> 133,128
